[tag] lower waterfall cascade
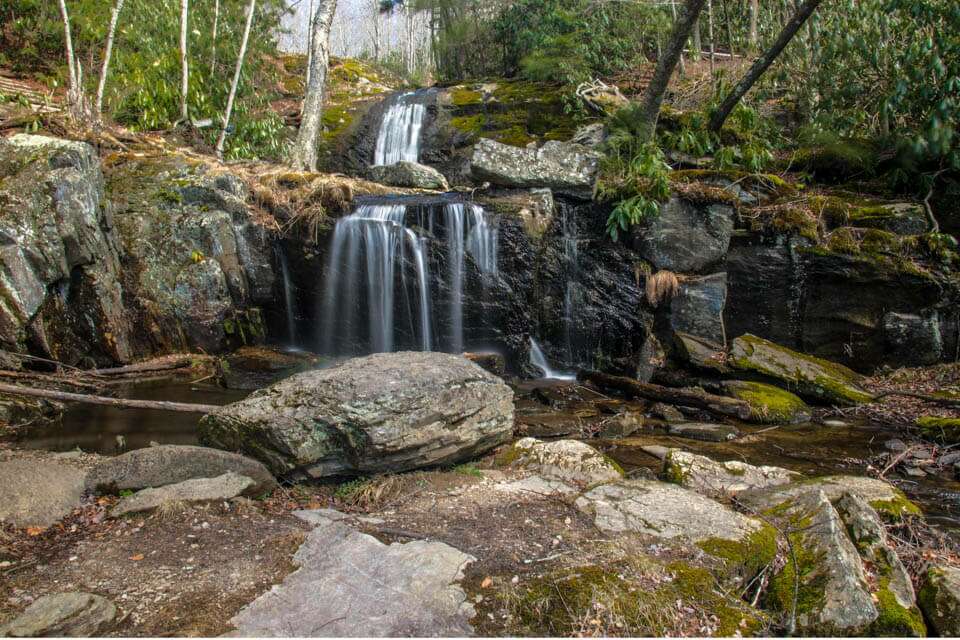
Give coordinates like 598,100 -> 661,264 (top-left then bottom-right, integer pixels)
318,200 -> 499,357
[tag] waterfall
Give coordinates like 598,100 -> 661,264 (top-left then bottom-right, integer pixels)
373,93 -> 426,166
529,338 -> 576,381
277,244 -> 297,345
319,199 -> 497,356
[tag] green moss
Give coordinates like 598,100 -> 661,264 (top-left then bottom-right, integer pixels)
916,416 -> 960,444
792,139 -> 879,183
826,227 -> 861,255
763,524 -> 828,620
869,577 -> 927,637
726,381 -> 811,424
697,523 -> 779,581
449,114 -> 483,137
662,451 -> 687,485
450,87 -> 483,107
493,442 -> 525,467
868,493 -> 923,521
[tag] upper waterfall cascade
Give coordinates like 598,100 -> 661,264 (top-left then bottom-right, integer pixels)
373,92 -> 427,166
319,201 -> 498,357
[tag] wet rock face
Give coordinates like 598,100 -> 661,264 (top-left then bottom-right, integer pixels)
199,352 -> 514,477
0,134 -> 133,365
632,197 -> 735,273
669,272 -> 727,345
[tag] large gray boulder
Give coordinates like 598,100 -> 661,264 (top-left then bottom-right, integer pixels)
633,197 -> 735,273
0,459 -> 85,527
85,444 -> 277,496
0,134 -> 133,365
470,138 -> 599,192
228,510 -> 476,636
728,334 -> 874,405
199,352 -> 514,477
111,472 -> 254,517
0,592 -> 116,637
368,161 -> 450,190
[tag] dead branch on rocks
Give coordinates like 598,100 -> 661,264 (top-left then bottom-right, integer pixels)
0,382 -> 220,414
871,390 -> 960,408
577,369 -> 751,420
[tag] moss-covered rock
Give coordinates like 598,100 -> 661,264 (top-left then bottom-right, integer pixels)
496,437 -> 623,485
918,565 -> 960,637
722,380 -> 812,424
792,138 -> 879,183
916,416 -> 960,444
728,334 -> 874,406
663,450 -> 801,498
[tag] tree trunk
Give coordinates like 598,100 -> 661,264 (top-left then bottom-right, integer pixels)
179,0 -> 190,123
708,0 -> 825,133
305,0 -> 315,87
211,0 -> 220,73
691,16 -> 702,57
215,0 -> 256,159
670,0 -> 686,75
748,0 -> 759,50
577,370 -> 752,420
290,0 -> 338,172
634,0 -> 708,140
56,0 -> 79,104
95,0 -> 124,116
0,382 -> 220,414
708,0 -> 716,72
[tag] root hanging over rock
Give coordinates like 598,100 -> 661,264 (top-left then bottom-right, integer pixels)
646,270 -> 681,308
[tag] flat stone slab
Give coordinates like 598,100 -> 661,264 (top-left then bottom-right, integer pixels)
86,444 -> 276,495
492,475 -> 578,497
668,422 -> 739,442
664,450 -> 800,497
737,475 -> 921,519
0,592 -> 116,637
228,512 -> 476,637
0,460 -> 85,528
111,472 -> 254,517
575,479 -> 761,542
498,438 -> 622,485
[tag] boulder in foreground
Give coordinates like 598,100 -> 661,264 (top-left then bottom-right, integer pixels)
111,472 -> 254,517
199,351 -> 514,478
470,138 -> 599,192
0,460 -> 85,528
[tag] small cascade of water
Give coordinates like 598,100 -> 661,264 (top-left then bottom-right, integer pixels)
529,338 -> 576,381
373,93 -> 427,166
276,244 -> 297,345
319,199 -> 497,357
561,206 -> 579,362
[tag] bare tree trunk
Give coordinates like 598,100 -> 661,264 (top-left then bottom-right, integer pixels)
216,0 -> 256,159
670,0 -> 686,75
634,0 -> 708,140
305,0 -> 315,87
57,0 -> 79,104
722,0 -> 734,56
708,0 -> 716,72
211,0 -> 220,73
95,0 -> 125,117
179,0 -> 190,123
290,0 -> 338,172
709,0 -> 825,132
748,0 -> 759,50
372,0 -> 381,61
691,16 -> 702,57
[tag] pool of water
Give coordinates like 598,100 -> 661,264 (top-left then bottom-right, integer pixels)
16,382 -> 248,455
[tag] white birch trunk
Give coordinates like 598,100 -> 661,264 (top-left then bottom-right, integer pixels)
179,0 -> 190,123
211,0 -> 220,73
216,0 -> 256,159
57,0 -> 78,98
290,0 -> 338,172
95,0 -> 125,115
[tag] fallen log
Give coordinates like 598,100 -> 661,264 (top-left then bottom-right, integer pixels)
0,382 -> 220,414
577,369 -> 752,420
89,354 -> 207,377
870,390 -> 960,408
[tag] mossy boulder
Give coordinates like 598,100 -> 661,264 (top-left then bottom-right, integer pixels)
470,138 -> 599,193
663,449 -> 801,497
723,380 -> 812,424
728,334 -> 874,406
792,138 -> 879,183
916,416 -> 960,444
918,565 -> 960,637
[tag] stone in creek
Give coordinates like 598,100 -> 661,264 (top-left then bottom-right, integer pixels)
199,352 -> 514,478
667,422 -> 739,442
368,161 -> 450,190
227,511 -> 476,637
0,592 -> 116,637
663,450 -> 800,497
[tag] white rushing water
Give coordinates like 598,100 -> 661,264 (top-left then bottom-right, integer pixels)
373,93 -> 427,166
277,244 -> 297,345
319,201 -> 498,356
529,338 -> 576,381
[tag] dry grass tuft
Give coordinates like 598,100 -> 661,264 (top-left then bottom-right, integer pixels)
645,270 -> 681,308
156,500 -> 188,519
